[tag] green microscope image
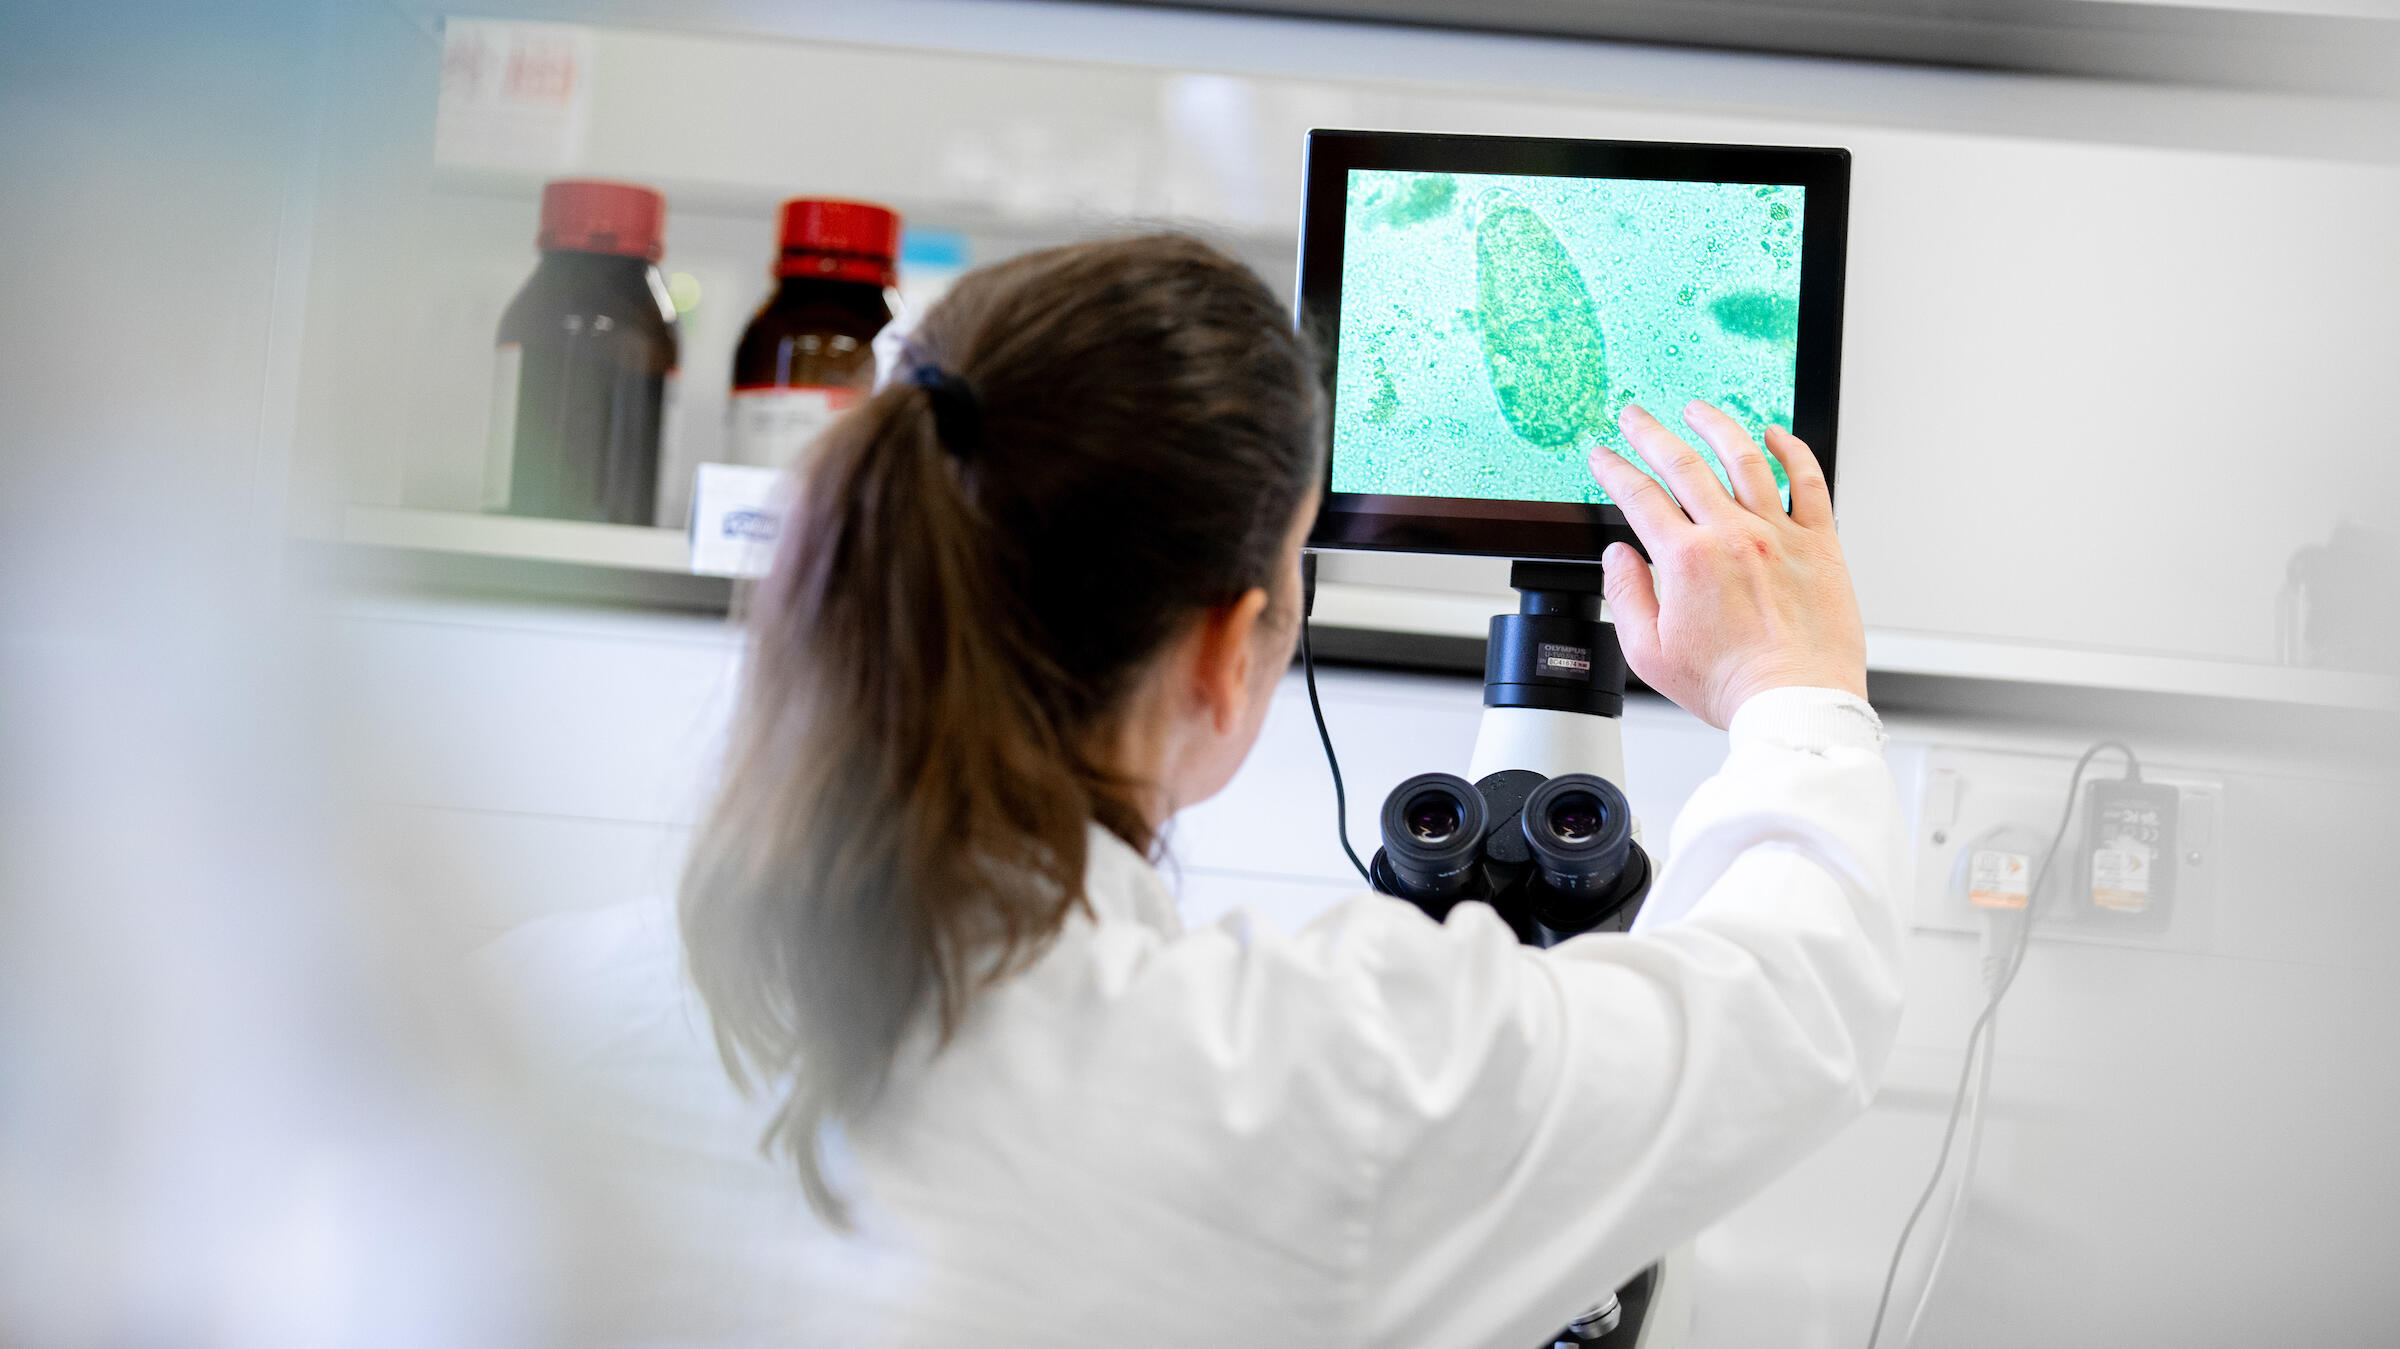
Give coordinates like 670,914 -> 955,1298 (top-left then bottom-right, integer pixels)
1333,170 -> 1804,507
1476,190 -> 1612,450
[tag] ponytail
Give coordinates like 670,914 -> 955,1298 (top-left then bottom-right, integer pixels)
679,235 -> 1322,1223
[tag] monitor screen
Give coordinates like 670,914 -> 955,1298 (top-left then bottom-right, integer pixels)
1299,132 -> 1850,560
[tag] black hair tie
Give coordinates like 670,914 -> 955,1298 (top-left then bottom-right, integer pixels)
907,364 -> 984,460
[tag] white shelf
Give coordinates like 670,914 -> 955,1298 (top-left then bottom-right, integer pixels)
312,524 -> 2398,713
1310,580 -> 1501,642
1860,628 -> 2397,712
1312,581 -> 2399,713
339,505 -> 690,573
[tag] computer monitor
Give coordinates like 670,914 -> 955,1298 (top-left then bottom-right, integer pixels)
1298,130 -> 1851,560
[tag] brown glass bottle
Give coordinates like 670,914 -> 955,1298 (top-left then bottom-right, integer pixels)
484,179 -> 680,525
726,199 -> 899,472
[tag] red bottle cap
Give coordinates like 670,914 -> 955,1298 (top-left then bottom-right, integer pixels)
537,179 -> 667,261
775,198 -> 901,286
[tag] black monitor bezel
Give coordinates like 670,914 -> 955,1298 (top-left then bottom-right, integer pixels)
1299,129 -> 1851,561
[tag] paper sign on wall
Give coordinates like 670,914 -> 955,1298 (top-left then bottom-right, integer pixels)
436,20 -> 593,171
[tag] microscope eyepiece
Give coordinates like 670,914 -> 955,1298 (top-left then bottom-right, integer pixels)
1544,789 -> 1606,843
1370,768 -> 1647,936
1403,792 -> 1466,844
1521,773 -> 1634,896
1378,772 -> 1488,901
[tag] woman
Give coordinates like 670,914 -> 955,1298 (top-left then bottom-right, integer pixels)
682,235 -> 1901,1345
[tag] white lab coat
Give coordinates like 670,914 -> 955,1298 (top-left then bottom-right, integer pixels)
791,686 -> 1907,1347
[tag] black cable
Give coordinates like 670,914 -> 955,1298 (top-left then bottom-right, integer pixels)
1300,553 -> 1371,883
1862,738 -> 2140,1349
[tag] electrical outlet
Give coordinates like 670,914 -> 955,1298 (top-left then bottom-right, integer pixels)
1910,747 -> 2221,954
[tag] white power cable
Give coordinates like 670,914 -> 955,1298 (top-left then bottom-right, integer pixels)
1863,741 -> 2138,1349
1902,908 -> 2020,1345
1899,1013 -> 1998,1346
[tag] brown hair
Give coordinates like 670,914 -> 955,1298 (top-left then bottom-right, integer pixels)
679,234 -> 1322,1220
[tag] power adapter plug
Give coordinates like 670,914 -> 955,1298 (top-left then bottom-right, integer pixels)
2080,772 -> 2179,932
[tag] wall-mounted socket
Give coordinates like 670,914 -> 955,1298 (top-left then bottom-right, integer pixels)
1910,747 -> 2221,955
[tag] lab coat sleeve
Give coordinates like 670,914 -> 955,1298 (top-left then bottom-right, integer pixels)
1336,687 -> 1906,1348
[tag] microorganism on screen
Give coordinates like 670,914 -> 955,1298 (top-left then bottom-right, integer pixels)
1332,170 -> 1802,506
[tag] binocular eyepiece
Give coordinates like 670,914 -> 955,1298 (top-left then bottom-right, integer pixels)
1520,774 -> 1635,897
1371,768 -> 1651,943
1379,774 -> 1490,901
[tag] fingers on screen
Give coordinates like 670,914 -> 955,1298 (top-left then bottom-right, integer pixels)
1589,432 -> 1688,539
1765,426 -> 1833,530
1620,405 -> 1736,523
1683,402 -> 1783,519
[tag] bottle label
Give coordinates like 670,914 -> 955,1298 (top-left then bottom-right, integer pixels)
482,343 -> 523,510
689,463 -> 790,578
727,385 -> 858,471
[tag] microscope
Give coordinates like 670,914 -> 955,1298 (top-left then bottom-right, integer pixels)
1357,560 -> 1687,1349
1373,560 -> 1650,948
1294,126 -> 1850,1349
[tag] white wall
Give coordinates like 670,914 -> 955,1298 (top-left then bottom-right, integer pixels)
300,9 -> 2400,666
340,594 -> 2400,1346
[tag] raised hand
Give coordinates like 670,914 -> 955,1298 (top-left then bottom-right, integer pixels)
1586,401 -> 1867,729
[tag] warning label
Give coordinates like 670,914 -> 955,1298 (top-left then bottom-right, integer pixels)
2091,844 -> 2153,912
1967,849 -> 2031,910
